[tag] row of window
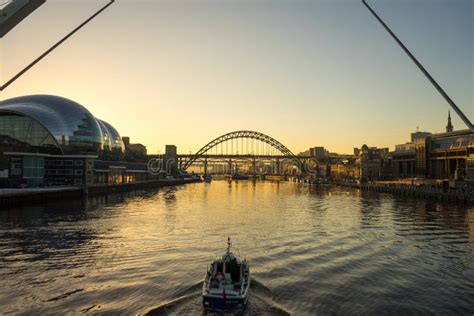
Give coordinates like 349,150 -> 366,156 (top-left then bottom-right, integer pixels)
46,178 -> 83,185
45,159 -> 83,167
45,169 -> 83,176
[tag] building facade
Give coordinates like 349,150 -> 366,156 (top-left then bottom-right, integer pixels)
309,147 -> 328,159
0,95 -> 162,188
357,145 -> 389,182
122,136 -> 148,162
391,114 -> 474,181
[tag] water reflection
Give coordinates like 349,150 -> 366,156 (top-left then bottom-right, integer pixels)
0,181 -> 472,315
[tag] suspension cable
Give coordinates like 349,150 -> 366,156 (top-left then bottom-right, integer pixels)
1,0 -> 115,91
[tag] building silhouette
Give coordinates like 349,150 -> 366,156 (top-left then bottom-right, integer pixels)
446,111 -> 454,133
392,112 -> 473,181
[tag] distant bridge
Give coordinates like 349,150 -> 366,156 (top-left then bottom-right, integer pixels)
177,130 -> 312,175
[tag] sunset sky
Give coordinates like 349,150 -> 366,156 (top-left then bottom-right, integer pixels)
1,0 -> 472,155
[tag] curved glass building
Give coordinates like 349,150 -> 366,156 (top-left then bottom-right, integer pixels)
0,95 -> 127,187
0,95 -> 123,156
97,119 -> 125,153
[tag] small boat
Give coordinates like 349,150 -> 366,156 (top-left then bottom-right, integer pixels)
232,173 -> 249,180
307,179 -> 321,185
203,173 -> 212,183
202,238 -> 250,311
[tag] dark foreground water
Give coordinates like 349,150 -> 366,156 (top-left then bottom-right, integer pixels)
0,181 -> 473,315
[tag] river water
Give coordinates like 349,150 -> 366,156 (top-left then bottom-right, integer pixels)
0,181 -> 473,315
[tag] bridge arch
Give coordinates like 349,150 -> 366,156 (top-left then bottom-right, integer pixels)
181,130 -> 302,170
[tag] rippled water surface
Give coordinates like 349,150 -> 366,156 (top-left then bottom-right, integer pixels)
0,181 -> 473,315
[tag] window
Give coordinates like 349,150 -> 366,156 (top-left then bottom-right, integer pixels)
0,114 -> 58,149
57,169 -> 73,175
50,179 -> 64,185
10,169 -> 21,176
75,160 -> 83,166
23,156 -> 44,187
467,159 -> 474,181
74,169 -> 83,176
51,160 -> 63,166
10,158 -> 22,176
63,160 -> 73,166
74,178 -> 83,185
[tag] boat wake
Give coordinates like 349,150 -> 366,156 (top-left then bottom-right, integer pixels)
144,279 -> 290,315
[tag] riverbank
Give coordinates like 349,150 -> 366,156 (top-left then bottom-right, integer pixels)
0,178 -> 201,208
332,181 -> 474,205
286,176 -> 474,205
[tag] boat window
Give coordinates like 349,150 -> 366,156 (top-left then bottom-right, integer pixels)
225,259 -> 241,282
216,262 -> 223,274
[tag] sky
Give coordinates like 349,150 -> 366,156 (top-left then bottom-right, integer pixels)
0,0 -> 472,155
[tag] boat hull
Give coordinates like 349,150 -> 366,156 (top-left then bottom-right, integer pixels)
202,293 -> 248,311
231,174 -> 249,180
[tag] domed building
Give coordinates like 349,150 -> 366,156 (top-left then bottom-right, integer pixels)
0,95 -> 127,187
97,119 -> 126,154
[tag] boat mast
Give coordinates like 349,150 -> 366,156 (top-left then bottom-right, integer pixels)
362,0 -> 474,132
227,237 -> 231,253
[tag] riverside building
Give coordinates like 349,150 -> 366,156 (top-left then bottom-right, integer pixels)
0,95 -> 161,188
391,112 -> 474,181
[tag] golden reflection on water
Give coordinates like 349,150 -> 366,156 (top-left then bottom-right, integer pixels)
467,209 -> 474,249
0,181 -> 472,315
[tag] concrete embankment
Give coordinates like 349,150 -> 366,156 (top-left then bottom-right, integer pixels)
0,179 -> 201,208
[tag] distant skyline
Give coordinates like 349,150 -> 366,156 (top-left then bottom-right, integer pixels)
1,0 -> 472,155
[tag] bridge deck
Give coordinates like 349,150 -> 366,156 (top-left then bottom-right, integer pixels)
177,154 -> 313,159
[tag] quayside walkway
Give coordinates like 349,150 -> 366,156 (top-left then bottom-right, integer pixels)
335,181 -> 474,204
0,178 -> 201,208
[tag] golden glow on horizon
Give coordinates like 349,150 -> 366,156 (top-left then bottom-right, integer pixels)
1,0 -> 472,154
